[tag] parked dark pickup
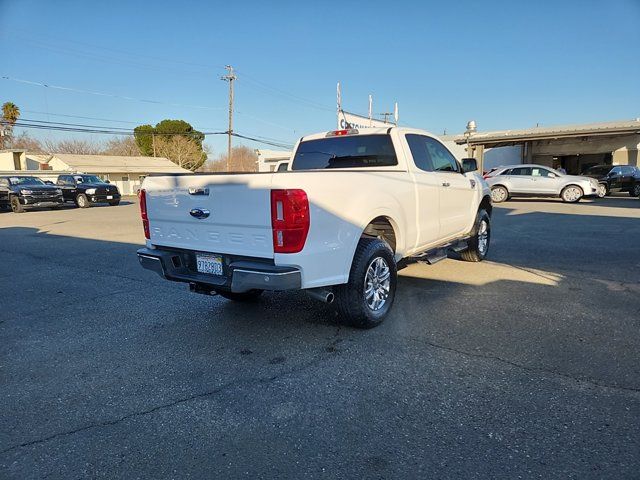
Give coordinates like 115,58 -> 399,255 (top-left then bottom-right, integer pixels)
0,176 -> 64,213
582,165 -> 640,197
56,174 -> 121,208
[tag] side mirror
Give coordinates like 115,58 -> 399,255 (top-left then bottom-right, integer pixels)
44,180 -> 54,185
105,180 -> 110,183
461,158 -> 478,173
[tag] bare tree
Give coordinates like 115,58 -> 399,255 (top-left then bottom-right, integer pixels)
154,135 -> 207,171
43,138 -> 101,154
7,132 -> 44,152
204,146 -> 257,172
102,136 -> 140,156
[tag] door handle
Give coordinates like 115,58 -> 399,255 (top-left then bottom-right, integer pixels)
442,182 -> 450,187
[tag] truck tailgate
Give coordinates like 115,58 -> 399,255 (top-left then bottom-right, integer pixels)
143,174 -> 275,258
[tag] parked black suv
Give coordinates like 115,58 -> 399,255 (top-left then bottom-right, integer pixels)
0,176 -> 64,213
56,174 -> 121,208
582,165 -> 640,197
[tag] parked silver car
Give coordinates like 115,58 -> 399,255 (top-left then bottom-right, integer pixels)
485,164 -> 599,203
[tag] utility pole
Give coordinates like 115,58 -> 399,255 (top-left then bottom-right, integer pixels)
152,133 -> 156,157
221,65 -> 237,172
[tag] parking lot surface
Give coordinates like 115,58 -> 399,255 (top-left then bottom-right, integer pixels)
1,196 -> 639,479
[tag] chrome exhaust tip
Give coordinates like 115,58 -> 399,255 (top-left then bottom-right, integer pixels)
307,288 -> 334,304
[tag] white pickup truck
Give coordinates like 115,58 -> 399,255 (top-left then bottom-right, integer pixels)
137,127 -> 492,328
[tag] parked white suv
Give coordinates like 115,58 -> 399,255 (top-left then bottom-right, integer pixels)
485,164 -> 599,203
136,127 -> 492,328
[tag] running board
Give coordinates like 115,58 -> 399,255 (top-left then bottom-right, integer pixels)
409,240 -> 470,265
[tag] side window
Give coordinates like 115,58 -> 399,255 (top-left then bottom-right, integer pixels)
532,168 -> 553,177
405,134 -> 434,172
621,166 -> 633,175
511,167 -> 532,176
499,169 -> 512,176
424,138 -> 459,172
610,167 -> 622,175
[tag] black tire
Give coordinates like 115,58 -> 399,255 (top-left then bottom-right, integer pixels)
461,209 -> 491,262
334,237 -> 397,329
76,193 -> 90,208
630,183 -> 640,197
216,289 -> 263,302
490,185 -> 509,203
10,196 -> 24,213
109,200 -> 121,206
561,185 -> 583,203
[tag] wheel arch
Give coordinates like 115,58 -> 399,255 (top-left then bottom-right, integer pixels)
361,215 -> 399,254
479,195 -> 493,216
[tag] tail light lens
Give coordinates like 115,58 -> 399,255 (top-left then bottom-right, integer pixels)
139,189 -> 150,239
270,189 -> 309,253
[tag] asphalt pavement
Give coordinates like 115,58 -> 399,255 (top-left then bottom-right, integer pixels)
1,196 -> 639,479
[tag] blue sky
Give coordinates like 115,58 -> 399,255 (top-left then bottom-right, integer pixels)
1,0 -> 639,155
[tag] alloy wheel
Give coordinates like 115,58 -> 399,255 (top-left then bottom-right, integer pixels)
364,257 -> 391,311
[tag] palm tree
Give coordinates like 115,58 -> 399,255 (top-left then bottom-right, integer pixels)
1,102 -> 20,148
2,102 -> 20,124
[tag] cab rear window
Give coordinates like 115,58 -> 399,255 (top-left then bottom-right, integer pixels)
291,134 -> 397,170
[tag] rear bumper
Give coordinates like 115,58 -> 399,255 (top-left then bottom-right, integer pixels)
136,247 -> 301,293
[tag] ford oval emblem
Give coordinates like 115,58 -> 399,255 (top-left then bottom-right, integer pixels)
189,208 -> 210,219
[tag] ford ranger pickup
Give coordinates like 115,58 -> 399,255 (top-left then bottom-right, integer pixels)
136,127 -> 492,328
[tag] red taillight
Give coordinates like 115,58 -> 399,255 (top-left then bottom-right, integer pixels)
139,189 -> 150,239
270,189 -> 310,253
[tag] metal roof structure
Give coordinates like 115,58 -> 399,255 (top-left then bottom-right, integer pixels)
30,153 -> 192,174
452,119 -> 640,146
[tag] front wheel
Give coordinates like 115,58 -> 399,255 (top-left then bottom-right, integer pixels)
76,193 -> 90,208
216,289 -> 263,302
334,237 -> 397,329
597,184 -> 607,198
630,184 -> 640,197
490,186 -> 508,203
10,197 -> 24,213
561,185 -> 583,203
109,200 -> 120,206
461,209 -> 491,262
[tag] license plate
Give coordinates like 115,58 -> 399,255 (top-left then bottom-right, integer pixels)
196,254 -> 223,276
106,195 -> 113,199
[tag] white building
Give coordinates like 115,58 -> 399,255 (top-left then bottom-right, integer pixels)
256,149 -> 292,172
0,150 -> 191,194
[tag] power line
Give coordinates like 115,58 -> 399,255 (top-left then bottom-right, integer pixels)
9,119 -> 295,148
6,32 -> 335,114
1,76 -> 226,111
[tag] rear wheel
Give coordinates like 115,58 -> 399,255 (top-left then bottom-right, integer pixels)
10,197 -> 24,213
76,193 -> 90,208
334,237 -> 397,329
109,200 -> 120,206
216,289 -> 263,302
561,185 -> 583,203
461,209 -> 491,262
490,186 -> 508,203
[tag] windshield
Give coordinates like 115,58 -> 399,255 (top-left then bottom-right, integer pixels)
292,134 -> 397,170
584,165 -> 612,175
9,177 -> 45,186
75,175 -> 106,184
